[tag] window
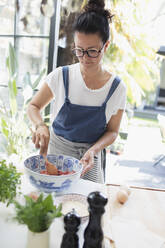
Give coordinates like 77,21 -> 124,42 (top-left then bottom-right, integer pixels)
0,0 -> 51,88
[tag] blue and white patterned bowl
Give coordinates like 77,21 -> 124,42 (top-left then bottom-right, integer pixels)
24,154 -> 82,194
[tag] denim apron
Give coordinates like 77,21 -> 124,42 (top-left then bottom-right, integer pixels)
49,66 -> 120,183
52,66 -> 120,143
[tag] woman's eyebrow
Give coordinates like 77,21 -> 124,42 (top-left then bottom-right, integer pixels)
76,46 -> 97,49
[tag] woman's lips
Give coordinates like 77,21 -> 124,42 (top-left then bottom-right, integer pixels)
83,61 -> 93,65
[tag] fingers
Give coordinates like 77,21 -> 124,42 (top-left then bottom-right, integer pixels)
35,133 -> 40,149
80,158 -> 87,175
81,164 -> 91,175
39,134 -> 45,153
30,127 -> 50,156
81,160 -> 94,175
80,151 -> 94,176
30,128 -> 36,144
32,131 -> 36,144
39,134 -> 49,157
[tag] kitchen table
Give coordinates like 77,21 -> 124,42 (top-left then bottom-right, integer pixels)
0,175 -> 165,248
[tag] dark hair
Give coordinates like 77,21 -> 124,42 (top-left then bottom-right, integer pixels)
73,0 -> 113,44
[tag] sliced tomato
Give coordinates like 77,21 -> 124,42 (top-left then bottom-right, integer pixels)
40,170 -> 48,174
40,169 -> 76,175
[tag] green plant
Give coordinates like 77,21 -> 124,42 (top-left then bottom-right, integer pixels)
0,43 -> 46,158
13,193 -> 62,233
104,0 -> 160,106
0,159 -> 22,206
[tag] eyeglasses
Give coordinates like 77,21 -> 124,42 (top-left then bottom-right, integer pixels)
72,46 -> 104,58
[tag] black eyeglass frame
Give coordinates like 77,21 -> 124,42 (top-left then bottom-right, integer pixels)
72,45 -> 104,58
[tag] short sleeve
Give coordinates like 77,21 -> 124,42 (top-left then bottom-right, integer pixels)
118,82 -> 127,110
108,80 -> 127,117
45,66 -> 62,97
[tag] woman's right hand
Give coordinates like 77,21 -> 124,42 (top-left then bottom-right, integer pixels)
31,125 -> 50,156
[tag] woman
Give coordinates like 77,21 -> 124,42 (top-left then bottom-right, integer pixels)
27,0 -> 127,183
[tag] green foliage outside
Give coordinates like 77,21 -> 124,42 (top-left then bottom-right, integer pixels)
0,159 -> 22,206
0,43 -> 46,159
104,0 -> 160,106
13,193 -> 62,233
131,116 -> 159,128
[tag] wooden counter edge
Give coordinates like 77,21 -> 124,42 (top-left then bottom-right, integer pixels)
106,183 -> 165,192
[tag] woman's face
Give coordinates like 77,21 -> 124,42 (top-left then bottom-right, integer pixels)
74,32 -> 109,69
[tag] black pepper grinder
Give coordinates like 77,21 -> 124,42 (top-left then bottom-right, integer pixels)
60,208 -> 81,248
83,191 -> 108,248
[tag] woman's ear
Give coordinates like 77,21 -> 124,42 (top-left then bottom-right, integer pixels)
104,40 -> 110,52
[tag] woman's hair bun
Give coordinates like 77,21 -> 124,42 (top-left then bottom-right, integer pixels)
85,0 -> 105,10
84,0 -> 113,22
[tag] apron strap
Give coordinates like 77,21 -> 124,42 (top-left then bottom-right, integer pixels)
102,76 -> 121,106
62,66 -> 69,101
62,67 -> 121,106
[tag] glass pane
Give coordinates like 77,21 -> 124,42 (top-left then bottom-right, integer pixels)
17,0 -> 50,36
57,0 -> 81,66
0,37 -> 13,85
17,37 -> 49,87
0,0 -> 15,34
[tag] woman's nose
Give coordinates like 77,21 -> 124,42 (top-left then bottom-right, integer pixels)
83,53 -> 89,59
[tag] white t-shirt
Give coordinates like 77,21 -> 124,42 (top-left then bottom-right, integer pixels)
45,63 -> 127,123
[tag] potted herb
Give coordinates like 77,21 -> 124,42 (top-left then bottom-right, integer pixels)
13,193 -> 62,248
0,159 -> 21,206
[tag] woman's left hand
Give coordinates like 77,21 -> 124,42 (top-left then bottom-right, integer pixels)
80,150 -> 94,175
